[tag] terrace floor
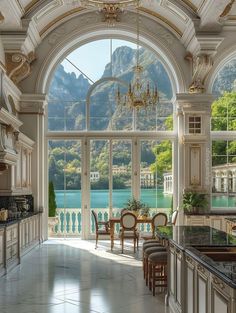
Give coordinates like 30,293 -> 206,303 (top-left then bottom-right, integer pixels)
0,239 -> 169,313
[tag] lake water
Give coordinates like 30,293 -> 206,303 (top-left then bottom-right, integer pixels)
55,189 -> 236,209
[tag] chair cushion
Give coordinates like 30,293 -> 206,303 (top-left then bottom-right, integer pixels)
119,230 -> 139,238
148,251 -> 168,262
144,246 -> 166,256
97,230 -> 110,235
143,243 -> 162,251
143,240 -> 161,247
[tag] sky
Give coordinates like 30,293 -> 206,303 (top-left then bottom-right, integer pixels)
61,39 -> 136,82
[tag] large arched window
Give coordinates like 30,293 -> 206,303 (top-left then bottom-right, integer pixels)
47,39 -> 174,238
211,57 -> 236,210
48,39 -> 173,132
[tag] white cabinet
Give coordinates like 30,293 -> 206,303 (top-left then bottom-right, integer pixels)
169,243 -> 185,313
20,214 -> 40,256
0,132 -> 34,195
196,263 -> 210,313
169,245 -> 236,313
186,255 -> 195,313
5,223 -> 20,271
211,275 -> 236,313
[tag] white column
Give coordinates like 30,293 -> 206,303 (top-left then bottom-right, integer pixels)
176,94 -> 213,219
19,93 -> 47,240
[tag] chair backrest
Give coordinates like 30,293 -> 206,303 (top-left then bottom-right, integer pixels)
120,208 -> 129,215
152,213 -> 168,228
121,212 -> 137,230
91,210 -> 99,232
171,210 -> 178,225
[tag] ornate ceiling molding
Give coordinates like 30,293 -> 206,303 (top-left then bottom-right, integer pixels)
188,54 -> 213,93
39,7 -> 85,37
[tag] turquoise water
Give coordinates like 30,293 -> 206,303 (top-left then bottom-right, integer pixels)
55,189 -> 236,209
55,189 -> 172,208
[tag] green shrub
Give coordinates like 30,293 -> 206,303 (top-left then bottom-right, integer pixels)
48,181 -> 57,217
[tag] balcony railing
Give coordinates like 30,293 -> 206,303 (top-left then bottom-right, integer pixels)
52,208 -> 169,237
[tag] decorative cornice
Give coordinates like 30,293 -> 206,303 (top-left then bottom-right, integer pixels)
20,93 -> 47,114
5,52 -> 36,85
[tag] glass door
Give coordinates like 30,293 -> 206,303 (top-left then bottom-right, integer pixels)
48,140 -> 82,237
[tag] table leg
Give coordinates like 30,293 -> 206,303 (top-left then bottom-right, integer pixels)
110,221 -> 114,250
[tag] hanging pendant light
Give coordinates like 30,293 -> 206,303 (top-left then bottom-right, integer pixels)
116,0 -> 159,110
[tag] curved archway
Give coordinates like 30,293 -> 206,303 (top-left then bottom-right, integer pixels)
30,19 -> 187,96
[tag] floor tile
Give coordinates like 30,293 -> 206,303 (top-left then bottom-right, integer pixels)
0,239 -> 169,313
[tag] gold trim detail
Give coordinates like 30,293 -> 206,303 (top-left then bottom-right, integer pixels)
220,0 -> 235,18
140,7 -> 183,37
180,0 -> 197,12
5,52 -> 36,85
0,11 -> 4,24
25,0 -> 40,15
39,7 -> 85,37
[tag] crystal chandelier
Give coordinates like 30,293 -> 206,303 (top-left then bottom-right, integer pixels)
116,1 -> 159,110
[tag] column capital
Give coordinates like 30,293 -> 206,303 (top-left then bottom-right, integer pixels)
19,93 -> 48,114
175,93 -> 214,114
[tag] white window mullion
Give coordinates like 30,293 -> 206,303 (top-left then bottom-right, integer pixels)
132,138 -> 140,199
109,139 -> 113,217
82,138 -> 90,239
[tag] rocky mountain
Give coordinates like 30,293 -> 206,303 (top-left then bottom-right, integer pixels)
48,46 -> 173,131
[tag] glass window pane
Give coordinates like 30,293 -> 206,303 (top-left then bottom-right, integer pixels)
90,140 -> 110,233
212,140 -> 236,209
140,140 -> 172,217
48,140 -> 82,236
112,140 -> 132,214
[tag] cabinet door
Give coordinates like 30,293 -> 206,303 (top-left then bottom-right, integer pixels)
0,231 -> 4,267
169,246 -> 175,297
186,256 -> 195,313
176,249 -> 183,307
211,288 -> 229,313
196,265 -> 209,313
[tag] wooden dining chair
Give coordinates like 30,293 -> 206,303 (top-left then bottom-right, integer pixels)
142,212 -> 168,240
119,212 -> 139,253
91,210 -> 110,248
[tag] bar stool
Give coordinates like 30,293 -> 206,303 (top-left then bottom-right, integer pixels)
143,246 -> 166,285
148,251 -> 168,296
142,242 -> 163,278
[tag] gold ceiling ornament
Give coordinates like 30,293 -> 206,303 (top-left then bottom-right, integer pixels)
79,0 -> 139,26
116,0 -> 159,110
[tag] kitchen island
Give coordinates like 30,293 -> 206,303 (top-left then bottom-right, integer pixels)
156,226 -> 236,313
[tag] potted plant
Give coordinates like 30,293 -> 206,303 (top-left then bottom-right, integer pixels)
182,191 -> 208,214
48,181 -> 59,236
124,198 -> 149,217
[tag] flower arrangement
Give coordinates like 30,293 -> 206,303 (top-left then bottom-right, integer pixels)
124,198 -> 150,217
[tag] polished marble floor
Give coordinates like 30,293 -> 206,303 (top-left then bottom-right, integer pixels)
0,240 -> 169,313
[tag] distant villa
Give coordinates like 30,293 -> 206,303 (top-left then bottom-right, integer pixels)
163,163 -> 236,194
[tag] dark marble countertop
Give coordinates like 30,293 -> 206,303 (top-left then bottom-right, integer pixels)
0,212 -> 40,227
185,212 -> 236,216
156,226 -> 236,289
